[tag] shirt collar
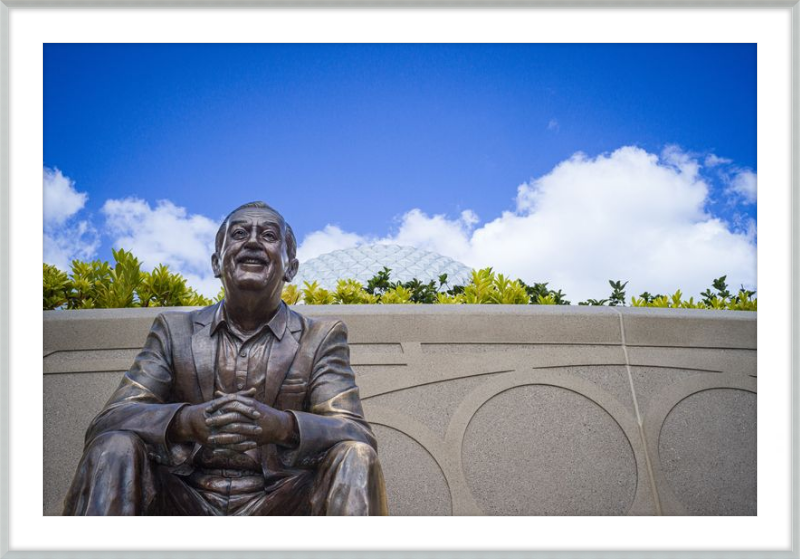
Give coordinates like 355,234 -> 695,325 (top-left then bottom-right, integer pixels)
210,300 -> 287,341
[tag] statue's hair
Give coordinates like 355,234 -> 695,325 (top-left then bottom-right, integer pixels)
215,201 -> 297,261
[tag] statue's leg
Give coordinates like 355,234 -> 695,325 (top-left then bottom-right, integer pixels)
308,441 -> 389,516
230,473 -> 314,516
62,431 -> 158,516
156,470 -> 229,515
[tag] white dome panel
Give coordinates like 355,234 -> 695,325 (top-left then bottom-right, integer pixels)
292,244 -> 472,291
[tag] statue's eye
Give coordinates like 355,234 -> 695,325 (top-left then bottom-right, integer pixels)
263,230 -> 278,241
232,229 -> 247,239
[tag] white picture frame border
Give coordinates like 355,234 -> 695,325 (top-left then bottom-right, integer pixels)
1,2 -> 797,558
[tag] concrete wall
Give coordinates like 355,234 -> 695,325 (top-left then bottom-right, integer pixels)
44,305 -> 756,516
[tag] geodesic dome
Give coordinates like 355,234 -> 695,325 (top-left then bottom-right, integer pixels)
291,244 -> 472,291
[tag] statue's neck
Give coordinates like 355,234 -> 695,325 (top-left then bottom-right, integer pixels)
223,291 -> 280,334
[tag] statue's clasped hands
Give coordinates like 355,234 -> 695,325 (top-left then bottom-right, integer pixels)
174,388 -> 296,452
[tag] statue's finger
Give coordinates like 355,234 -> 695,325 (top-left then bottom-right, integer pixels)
206,411 -> 253,427
216,422 -> 262,435
208,433 -> 248,445
215,401 -> 261,419
218,441 -> 258,452
205,393 -> 239,414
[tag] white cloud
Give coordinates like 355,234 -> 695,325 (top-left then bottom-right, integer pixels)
295,209 -> 480,266
700,152 -> 757,205
547,119 -> 560,132
661,144 -> 701,178
704,154 -> 732,167
101,198 -> 221,297
296,146 -> 756,302
383,209 -> 478,259
44,221 -> 100,271
42,167 -> 99,269
44,167 -> 88,226
727,169 -> 757,204
296,225 -> 366,262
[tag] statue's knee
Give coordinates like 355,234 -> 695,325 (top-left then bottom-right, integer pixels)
328,441 -> 378,466
86,431 -> 146,462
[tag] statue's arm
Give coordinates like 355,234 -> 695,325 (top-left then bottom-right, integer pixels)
283,320 -> 376,467
84,314 -> 188,463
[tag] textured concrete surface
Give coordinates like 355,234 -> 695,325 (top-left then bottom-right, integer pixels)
658,389 -> 756,515
43,305 -> 756,516
44,372 -> 122,515
372,425 -> 452,516
462,385 -> 637,515
367,376 -> 490,439
619,307 -> 756,349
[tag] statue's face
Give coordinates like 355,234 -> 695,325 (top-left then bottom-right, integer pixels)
212,207 -> 297,295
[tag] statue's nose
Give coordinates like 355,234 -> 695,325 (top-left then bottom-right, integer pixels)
244,229 -> 261,247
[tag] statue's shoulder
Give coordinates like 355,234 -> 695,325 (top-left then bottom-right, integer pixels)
156,303 -> 218,333
287,307 -> 346,342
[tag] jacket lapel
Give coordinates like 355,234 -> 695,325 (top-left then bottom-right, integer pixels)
263,306 -> 301,407
191,303 -> 219,403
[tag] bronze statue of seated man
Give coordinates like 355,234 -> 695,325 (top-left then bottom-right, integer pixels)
63,202 -> 388,516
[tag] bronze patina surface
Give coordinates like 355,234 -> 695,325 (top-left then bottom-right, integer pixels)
63,202 -> 388,516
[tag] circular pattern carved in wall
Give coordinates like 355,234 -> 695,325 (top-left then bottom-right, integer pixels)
371,424 -> 452,516
462,385 -> 637,515
658,388 -> 756,515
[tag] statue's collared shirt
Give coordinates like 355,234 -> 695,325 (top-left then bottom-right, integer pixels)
193,302 -> 288,473
209,301 -> 287,394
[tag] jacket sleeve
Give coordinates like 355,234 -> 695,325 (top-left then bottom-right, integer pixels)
282,320 -> 376,467
84,313 -> 191,466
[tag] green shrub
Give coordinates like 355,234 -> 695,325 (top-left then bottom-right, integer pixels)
43,248 -> 212,310
436,292 -> 465,304
519,280 -> 570,305
302,281 -> 335,305
631,275 -> 757,311
380,285 -> 414,304
94,248 -> 142,309
137,263 -> 212,307
44,251 -> 756,312
281,284 -> 302,305
333,279 -> 379,305
43,264 -> 70,310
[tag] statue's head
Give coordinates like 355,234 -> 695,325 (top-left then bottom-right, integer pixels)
211,202 -> 299,301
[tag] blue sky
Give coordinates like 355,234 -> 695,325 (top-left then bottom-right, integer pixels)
43,44 -> 757,301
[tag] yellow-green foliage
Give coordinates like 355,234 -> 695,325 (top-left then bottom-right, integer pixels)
302,281 -> 335,305
215,286 -> 226,303
333,279 -> 379,304
436,292 -> 465,304
463,268 -> 495,304
490,273 -> 529,304
727,292 -> 758,311
631,289 -> 756,311
43,249 -> 213,310
463,268 -> 528,304
94,248 -> 142,308
44,252 -> 756,312
67,258 -> 112,309
43,264 -> 70,310
536,294 -> 557,305
137,263 -> 211,307
281,284 -> 302,305
380,285 -> 414,304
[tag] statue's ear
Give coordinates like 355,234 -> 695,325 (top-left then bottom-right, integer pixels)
284,258 -> 299,283
212,253 -> 222,278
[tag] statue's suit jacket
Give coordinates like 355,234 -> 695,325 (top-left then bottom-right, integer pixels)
85,301 -> 376,478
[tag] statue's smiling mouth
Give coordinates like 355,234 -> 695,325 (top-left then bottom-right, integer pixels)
237,255 -> 269,266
